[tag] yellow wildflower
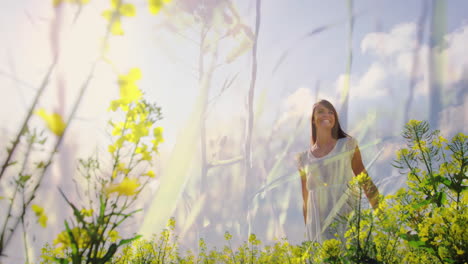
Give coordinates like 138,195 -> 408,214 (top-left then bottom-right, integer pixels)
38,214 -> 48,228
119,68 -> 142,103
148,0 -> 172,15
108,144 -> 116,154
32,204 -> 47,228
151,126 -> 164,152
105,177 -> 140,196
102,0 -> 136,35
32,204 -> 44,216
407,119 -> 422,127
80,208 -> 93,217
54,227 -> 89,249
128,123 -> 149,143
36,109 -> 66,136
111,122 -> 126,136
224,231 -> 232,241
454,246 -> 464,255
54,230 -> 71,248
108,230 -> 121,242
320,239 -> 342,260
144,170 -> 155,178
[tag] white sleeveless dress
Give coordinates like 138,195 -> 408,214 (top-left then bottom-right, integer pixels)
296,136 -> 358,243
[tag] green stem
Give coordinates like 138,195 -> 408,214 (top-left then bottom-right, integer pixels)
21,192 -> 30,264
0,61 -> 56,182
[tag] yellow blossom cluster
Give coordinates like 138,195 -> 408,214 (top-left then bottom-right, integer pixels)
35,109 -> 66,136
31,204 -> 48,228
54,227 -> 90,250
102,0 -> 137,35
105,177 -> 140,196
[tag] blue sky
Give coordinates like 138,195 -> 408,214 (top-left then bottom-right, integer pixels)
2,0 -> 466,147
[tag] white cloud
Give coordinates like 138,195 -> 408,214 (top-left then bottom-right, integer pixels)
443,24 -> 468,83
341,22 -> 468,102
334,63 -> 387,100
279,87 -> 313,122
396,46 -> 429,79
357,63 -> 387,96
361,23 -> 417,57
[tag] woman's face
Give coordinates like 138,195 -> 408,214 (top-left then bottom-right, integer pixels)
313,104 -> 335,130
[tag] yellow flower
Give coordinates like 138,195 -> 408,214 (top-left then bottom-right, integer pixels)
117,162 -> 129,174
108,144 -> 116,154
128,122 -> 149,143
102,0 -> 137,35
224,232 -> 232,241
108,69 -> 143,111
108,230 -> 121,242
320,239 -> 342,259
54,227 -> 90,249
111,163 -> 129,179
105,177 -> 140,196
119,68 -> 142,104
153,126 -> 163,138
111,122 -> 126,136
396,148 -> 410,160
32,204 -> 47,228
148,0 -> 172,15
109,99 -> 122,112
144,170 -> 155,178
80,208 -> 94,217
407,119 -> 422,127
36,109 -> 66,136
152,126 -> 164,152
412,140 -> 428,152
454,246 -> 464,255
54,231 -> 71,248
32,204 -> 44,216
39,214 -> 48,228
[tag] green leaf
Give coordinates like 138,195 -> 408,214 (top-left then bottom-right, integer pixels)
99,195 -> 106,223
6,161 -> 17,167
118,234 -> 142,247
411,199 -> 431,210
408,240 -> 426,248
439,191 -> 447,204
18,174 -> 31,184
36,161 -> 46,169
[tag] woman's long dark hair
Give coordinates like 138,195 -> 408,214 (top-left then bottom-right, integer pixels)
310,99 -> 349,144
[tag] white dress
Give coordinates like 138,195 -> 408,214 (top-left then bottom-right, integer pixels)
296,136 -> 358,243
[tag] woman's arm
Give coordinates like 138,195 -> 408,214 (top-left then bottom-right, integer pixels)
351,145 -> 380,209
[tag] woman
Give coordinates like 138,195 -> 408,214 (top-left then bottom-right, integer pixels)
296,99 -> 379,243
